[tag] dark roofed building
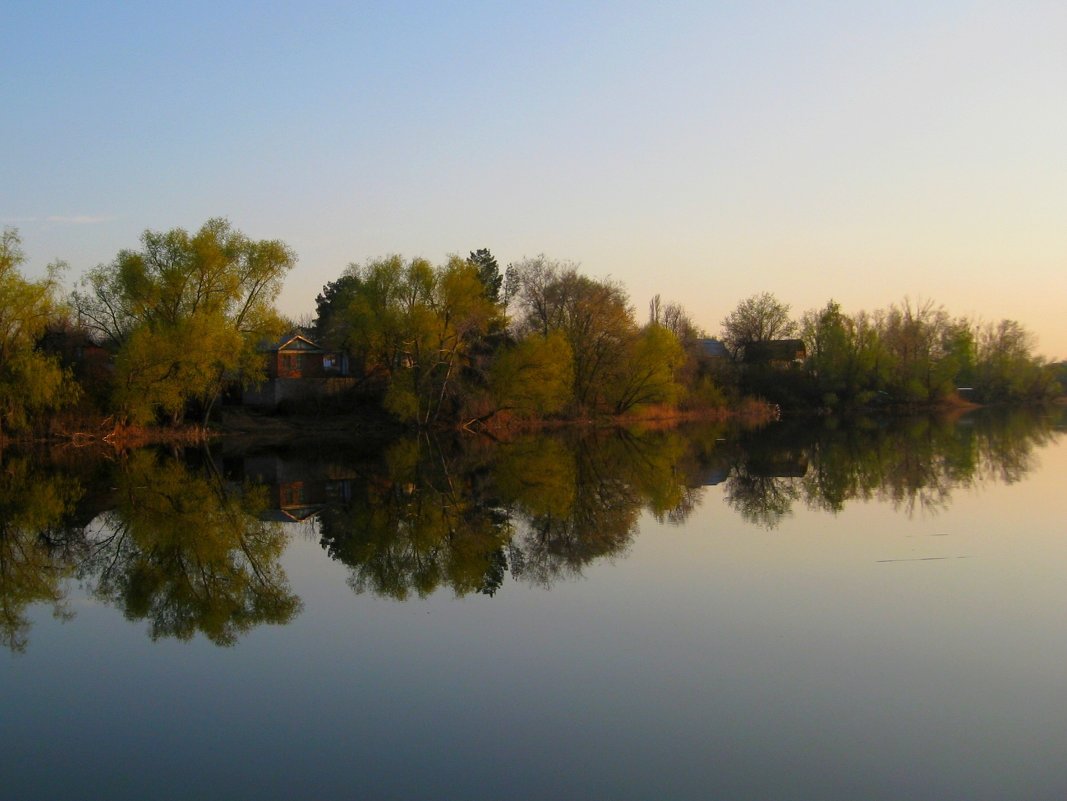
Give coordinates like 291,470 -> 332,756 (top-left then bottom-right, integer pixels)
697,338 -> 729,359
743,338 -> 806,366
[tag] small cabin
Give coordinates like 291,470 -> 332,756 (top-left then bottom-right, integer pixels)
265,334 -> 340,379
243,334 -> 351,407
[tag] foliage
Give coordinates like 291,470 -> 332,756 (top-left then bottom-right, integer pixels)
790,298 -> 1054,409
468,248 -> 503,304
973,319 -> 1058,402
508,257 -> 640,413
71,218 -> 294,424
313,273 -> 361,351
875,299 -> 967,403
84,450 -> 301,645
489,330 -> 574,417
0,228 -> 78,435
797,300 -> 892,407
113,311 -> 246,424
649,294 -> 703,343
310,251 -> 1060,422
10,218 -> 1049,431
0,456 -> 84,652
317,255 -> 502,423
607,323 -> 684,413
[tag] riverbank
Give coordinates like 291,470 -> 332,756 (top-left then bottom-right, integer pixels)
5,394 -> 1061,451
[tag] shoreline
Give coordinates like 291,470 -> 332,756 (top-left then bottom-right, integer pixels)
2,397 -> 1061,451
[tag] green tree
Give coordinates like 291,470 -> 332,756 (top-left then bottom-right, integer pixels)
649,294 -> 703,344
72,219 -> 295,425
328,255 -> 409,383
112,312 -> 245,425
488,330 -> 574,418
313,273 -> 361,350
384,256 -> 500,423
0,228 -> 77,437
607,323 -> 684,413
876,299 -> 962,403
468,248 -> 503,304
800,300 -> 852,405
508,257 -> 637,413
322,255 -> 501,424
974,319 -> 1057,402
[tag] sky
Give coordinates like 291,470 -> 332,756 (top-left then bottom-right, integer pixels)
3,1 -> 1066,357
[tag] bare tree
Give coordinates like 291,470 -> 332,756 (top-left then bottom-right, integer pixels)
720,292 -> 796,360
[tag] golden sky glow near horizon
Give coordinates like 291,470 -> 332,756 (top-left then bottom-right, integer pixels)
4,2 -> 1066,356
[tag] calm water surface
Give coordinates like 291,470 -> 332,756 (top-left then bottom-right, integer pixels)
3,408 -> 1066,800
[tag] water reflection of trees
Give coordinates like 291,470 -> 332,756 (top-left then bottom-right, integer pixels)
1,405 -> 1062,651
1,447 -> 300,652
81,450 -> 301,645
724,407 -> 1063,528
0,456 -> 84,652
317,427 -> 710,598
317,437 -> 513,600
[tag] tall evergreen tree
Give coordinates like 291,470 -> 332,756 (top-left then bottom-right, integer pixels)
467,248 -> 502,304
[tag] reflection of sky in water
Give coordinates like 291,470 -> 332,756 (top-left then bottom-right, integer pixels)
3,429 -> 1067,800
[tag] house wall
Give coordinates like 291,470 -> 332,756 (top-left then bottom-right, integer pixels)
273,350 -> 329,379
242,377 -> 357,408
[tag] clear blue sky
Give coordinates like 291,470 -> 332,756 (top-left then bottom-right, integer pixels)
4,1 -> 1066,356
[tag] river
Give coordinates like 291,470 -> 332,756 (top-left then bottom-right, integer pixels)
2,407 -> 1065,799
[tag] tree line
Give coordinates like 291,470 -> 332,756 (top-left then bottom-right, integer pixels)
722,292 -> 1064,409
1,219 -> 1063,437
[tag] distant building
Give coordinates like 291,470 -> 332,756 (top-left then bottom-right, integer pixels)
696,338 -> 729,359
39,323 -> 114,404
743,339 -> 806,367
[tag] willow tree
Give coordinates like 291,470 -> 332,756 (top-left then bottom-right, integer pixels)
488,330 -> 574,418
608,322 -> 685,414
383,256 -> 500,424
317,255 -> 501,424
0,228 -> 77,438
72,219 -> 295,425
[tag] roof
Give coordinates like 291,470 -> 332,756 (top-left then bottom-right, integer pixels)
260,333 -> 325,353
696,338 -> 729,358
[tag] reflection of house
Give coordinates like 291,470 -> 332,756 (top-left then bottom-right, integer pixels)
244,334 -> 353,407
743,339 -> 806,367
239,453 -> 356,522
697,465 -> 730,486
